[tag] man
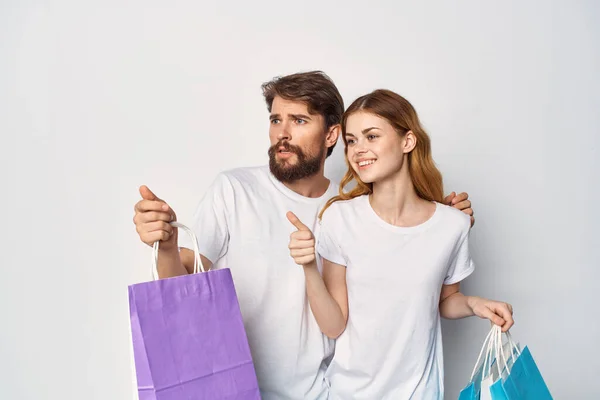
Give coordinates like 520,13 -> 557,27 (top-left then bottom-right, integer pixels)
133,71 -> 473,399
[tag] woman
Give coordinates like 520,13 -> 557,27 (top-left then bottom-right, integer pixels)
287,89 -> 514,399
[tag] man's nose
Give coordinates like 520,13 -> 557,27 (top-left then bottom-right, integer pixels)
277,122 -> 291,141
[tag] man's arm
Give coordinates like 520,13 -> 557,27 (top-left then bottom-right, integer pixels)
179,248 -> 213,275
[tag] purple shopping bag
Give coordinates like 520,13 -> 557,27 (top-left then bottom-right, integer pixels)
128,222 -> 260,400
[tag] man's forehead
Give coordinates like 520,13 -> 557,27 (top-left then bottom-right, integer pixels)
271,96 -> 314,115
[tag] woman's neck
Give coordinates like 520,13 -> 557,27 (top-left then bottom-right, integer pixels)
370,166 -> 434,227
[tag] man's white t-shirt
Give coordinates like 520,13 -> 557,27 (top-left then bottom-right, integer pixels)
316,195 -> 475,400
178,165 -> 337,400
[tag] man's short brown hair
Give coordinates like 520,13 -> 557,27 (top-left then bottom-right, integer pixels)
261,71 -> 344,157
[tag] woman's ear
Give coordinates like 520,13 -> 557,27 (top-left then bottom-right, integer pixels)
403,130 -> 417,153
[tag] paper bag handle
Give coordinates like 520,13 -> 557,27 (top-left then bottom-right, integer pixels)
151,221 -> 205,279
470,325 -> 521,382
492,329 -> 521,377
470,325 -> 497,381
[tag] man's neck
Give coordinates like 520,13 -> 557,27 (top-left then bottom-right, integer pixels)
282,169 -> 330,198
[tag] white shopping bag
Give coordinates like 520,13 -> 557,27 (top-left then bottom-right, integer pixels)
481,326 -> 521,400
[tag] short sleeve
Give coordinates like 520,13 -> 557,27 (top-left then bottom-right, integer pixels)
444,227 -> 475,285
316,207 -> 346,266
178,173 -> 233,264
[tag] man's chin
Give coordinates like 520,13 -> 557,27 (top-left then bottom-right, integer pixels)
275,158 -> 298,167
276,153 -> 298,162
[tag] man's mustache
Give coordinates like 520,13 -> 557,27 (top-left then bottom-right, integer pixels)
269,141 -> 302,155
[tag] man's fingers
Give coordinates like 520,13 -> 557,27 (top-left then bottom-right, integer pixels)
139,185 -> 161,201
133,188 -> 176,246
136,222 -> 173,242
452,192 -> 469,205
137,186 -> 172,214
460,207 -> 473,216
140,230 -> 172,244
443,192 -> 456,206
142,221 -> 174,234
135,199 -> 172,213
135,211 -> 174,224
453,200 -> 472,211
287,211 -> 310,231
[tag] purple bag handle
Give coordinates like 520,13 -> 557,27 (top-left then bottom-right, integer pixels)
151,221 -> 206,279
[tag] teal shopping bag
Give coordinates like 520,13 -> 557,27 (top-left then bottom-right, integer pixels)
459,326 -> 494,400
460,326 -> 553,400
459,326 -> 516,400
489,345 -> 553,399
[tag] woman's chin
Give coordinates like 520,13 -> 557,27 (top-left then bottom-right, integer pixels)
356,171 -> 376,184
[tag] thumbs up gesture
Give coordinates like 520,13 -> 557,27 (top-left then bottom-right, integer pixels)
286,211 -> 316,267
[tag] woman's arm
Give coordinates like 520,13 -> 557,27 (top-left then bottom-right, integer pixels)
286,211 -> 348,339
439,283 -> 515,332
303,259 -> 348,339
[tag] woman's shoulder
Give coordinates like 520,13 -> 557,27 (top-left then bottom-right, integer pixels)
435,201 -> 471,235
321,196 -> 366,221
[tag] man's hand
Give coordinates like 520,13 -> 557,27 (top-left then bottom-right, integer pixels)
444,191 -> 475,227
133,186 -> 178,248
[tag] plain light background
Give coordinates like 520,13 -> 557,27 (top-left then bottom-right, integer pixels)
1,1 -> 598,399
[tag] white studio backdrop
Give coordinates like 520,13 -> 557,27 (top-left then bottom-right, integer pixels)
1,1 -> 598,399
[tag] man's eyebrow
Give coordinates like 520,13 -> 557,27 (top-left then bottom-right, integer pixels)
290,114 -> 312,120
270,113 -> 313,121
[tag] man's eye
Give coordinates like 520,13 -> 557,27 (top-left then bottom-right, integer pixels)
296,119 -> 306,125
271,119 -> 280,124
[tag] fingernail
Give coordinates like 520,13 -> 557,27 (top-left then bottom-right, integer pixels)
162,204 -> 169,211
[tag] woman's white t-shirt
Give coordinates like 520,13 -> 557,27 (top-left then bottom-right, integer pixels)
316,196 -> 474,400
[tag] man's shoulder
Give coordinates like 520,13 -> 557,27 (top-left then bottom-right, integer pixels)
215,165 -> 270,187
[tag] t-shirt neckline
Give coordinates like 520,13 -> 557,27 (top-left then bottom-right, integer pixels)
267,166 -> 333,204
361,195 -> 442,234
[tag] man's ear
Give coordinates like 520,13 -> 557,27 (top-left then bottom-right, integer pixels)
326,124 -> 341,149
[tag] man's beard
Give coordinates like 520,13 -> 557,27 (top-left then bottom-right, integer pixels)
268,141 -> 325,183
